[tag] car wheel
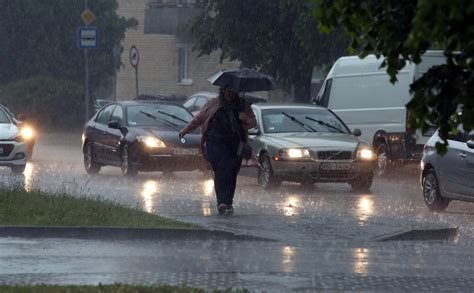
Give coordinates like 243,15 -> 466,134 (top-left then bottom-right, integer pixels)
11,164 -> 26,175
350,173 -> 373,191
83,142 -> 101,174
121,144 -> 138,177
375,142 -> 390,176
299,177 -> 315,188
258,154 -> 280,189
422,168 -> 449,211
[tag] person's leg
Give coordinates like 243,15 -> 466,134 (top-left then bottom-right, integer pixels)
206,142 -> 227,208
227,156 -> 242,206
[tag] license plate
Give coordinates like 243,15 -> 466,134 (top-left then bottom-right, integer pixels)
173,148 -> 199,156
320,162 -> 351,170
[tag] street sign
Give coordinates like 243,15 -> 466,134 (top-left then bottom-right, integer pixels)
129,46 -> 139,68
81,9 -> 95,25
78,27 -> 98,49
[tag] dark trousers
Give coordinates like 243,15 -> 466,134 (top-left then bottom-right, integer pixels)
206,141 -> 242,206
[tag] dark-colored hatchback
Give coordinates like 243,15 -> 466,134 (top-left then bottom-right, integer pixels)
82,100 -> 205,176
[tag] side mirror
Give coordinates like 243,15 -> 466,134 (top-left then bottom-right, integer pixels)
248,127 -> 260,136
108,121 -> 121,129
467,140 -> 474,149
352,128 -> 362,137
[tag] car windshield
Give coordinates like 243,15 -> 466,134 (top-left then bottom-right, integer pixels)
261,108 -> 350,134
127,104 -> 193,127
0,110 -> 11,123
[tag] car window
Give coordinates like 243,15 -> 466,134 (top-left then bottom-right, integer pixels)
0,109 -> 10,123
448,132 -> 465,143
314,78 -> 332,107
195,97 -> 209,109
96,105 -> 116,124
110,105 -> 124,123
261,108 -> 350,134
127,104 -> 193,127
183,97 -> 196,109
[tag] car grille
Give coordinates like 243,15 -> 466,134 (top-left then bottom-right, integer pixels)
0,144 -> 14,157
317,151 -> 352,160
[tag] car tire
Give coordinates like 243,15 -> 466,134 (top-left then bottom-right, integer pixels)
258,154 -> 280,189
375,142 -> 390,176
422,168 -> 450,211
299,177 -> 315,188
83,142 -> 101,174
11,164 -> 26,175
350,173 -> 373,191
121,144 -> 138,177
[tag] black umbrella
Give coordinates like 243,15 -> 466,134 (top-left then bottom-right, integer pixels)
207,68 -> 279,92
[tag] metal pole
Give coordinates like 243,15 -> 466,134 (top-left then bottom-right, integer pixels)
135,67 -> 139,99
84,0 -> 90,121
85,48 -> 90,121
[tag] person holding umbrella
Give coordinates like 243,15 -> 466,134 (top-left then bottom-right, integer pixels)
179,85 -> 256,215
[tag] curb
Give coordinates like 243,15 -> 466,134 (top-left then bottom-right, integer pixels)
372,226 -> 459,242
0,226 -> 272,242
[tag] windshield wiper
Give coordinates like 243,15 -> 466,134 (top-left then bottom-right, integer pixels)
281,112 -> 317,132
156,110 -> 189,124
139,111 -> 179,129
305,116 -> 344,133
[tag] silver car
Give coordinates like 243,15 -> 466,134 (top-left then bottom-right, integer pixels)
0,106 -> 28,174
249,104 -> 377,190
420,129 -> 474,211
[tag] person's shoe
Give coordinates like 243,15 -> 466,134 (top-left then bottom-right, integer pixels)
224,205 -> 234,216
217,204 -> 227,215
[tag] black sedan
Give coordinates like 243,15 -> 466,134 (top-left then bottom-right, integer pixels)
82,100 -> 205,176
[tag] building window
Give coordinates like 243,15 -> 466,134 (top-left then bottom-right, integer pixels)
179,47 -> 192,85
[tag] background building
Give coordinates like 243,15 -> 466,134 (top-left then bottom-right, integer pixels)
115,0 -> 241,101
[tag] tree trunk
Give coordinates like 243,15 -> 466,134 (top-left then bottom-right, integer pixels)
292,66 -> 313,103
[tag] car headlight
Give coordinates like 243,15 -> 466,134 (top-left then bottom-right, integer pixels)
279,148 -> 311,159
137,136 -> 166,148
357,148 -> 374,160
20,127 -> 34,140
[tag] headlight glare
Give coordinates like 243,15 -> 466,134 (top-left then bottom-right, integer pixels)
20,127 -> 34,140
357,148 -> 374,160
137,136 -> 166,148
280,148 -> 311,159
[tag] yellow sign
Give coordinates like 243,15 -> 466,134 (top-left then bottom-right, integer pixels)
81,9 -> 95,25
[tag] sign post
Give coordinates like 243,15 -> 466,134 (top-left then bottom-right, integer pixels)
80,1 -> 97,122
129,45 -> 140,99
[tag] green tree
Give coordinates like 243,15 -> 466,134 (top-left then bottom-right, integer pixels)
0,0 -> 137,98
191,0 -> 346,103
311,0 -> 474,153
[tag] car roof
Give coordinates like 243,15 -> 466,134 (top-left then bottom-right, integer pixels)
108,100 -> 187,108
252,103 -> 326,110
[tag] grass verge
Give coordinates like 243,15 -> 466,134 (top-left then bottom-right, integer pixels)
0,284 -> 248,292
0,187 -> 197,229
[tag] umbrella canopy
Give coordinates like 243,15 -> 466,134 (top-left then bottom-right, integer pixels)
207,68 -> 279,92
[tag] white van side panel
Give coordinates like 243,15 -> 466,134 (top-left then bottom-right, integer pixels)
329,71 -> 411,143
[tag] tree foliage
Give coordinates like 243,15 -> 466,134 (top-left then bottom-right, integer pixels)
312,0 -> 474,153
191,0 -> 346,102
0,0 -> 137,91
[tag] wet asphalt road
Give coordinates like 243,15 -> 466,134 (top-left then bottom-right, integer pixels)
1,133 -> 474,291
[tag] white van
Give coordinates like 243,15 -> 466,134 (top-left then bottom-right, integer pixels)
311,51 -> 446,174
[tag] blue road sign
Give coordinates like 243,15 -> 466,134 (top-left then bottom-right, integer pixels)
78,27 -> 98,49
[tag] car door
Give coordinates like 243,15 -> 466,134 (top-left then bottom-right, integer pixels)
92,104 -> 116,162
248,107 -> 265,157
461,134 -> 474,196
439,131 -> 468,196
104,105 -> 124,163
